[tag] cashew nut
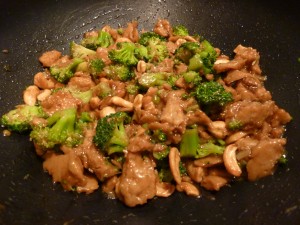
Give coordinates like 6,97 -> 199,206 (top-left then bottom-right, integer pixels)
99,106 -> 116,118
156,182 -> 175,197
115,37 -> 132,43
23,85 -> 40,106
37,89 -> 52,102
223,144 -> 242,177
175,38 -> 186,46
110,96 -> 133,111
208,121 -> 228,139
169,147 -> 181,184
226,131 -> 247,144
133,94 -> 143,110
184,36 -> 198,42
176,182 -> 200,197
137,60 -> 147,73
214,59 -> 230,65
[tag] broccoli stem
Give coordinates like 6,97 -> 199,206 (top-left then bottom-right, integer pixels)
180,127 -> 200,158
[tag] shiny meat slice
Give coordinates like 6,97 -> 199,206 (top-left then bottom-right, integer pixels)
247,138 -> 284,181
213,58 -> 246,74
43,151 -> 99,193
127,125 -> 154,153
160,90 -> 186,128
153,19 -> 172,37
224,100 -> 275,130
122,21 -> 139,43
115,153 -> 157,207
41,90 -> 81,115
39,50 -> 62,67
234,44 -> 260,64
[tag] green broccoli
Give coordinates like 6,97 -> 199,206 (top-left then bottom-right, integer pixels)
152,129 -> 167,143
108,42 -> 139,66
103,64 -> 134,81
175,42 -> 200,64
194,81 -> 233,108
138,72 -> 169,88
30,108 -> 83,149
153,147 -> 170,160
227,119 -> 243,131
138,32 -> 168,63
67,88 -> 93,104
172,25 -> 189,36
188,40 -> 217,74
70,41 -> 97,59
89,58 -> 105,77
1,105 -> 46,133
134,44 -> 149,61
180,127 -> 224,158
49,58 -> 83,83
182,71 -> 202,85
81,31 -> 113,50
93,112 -> 130,155
125,83 -> 139,95
93,82 -> 112,99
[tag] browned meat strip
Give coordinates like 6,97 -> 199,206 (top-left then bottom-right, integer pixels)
247,138 -> 284,181
115,153 -> 157,207
39,50 -> 62,67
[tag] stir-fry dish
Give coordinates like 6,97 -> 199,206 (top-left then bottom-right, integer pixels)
1,19 -> 292,207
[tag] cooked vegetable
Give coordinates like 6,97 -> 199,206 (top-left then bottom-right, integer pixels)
1,105 -> 45,132
30,108 -> 84,149
81,31 -> 113,50
49,57 -> 83,83
180,127 -> 224,158
93,112 -> 130,155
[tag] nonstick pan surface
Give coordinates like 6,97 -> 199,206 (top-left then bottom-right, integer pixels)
0,0 -> 299,224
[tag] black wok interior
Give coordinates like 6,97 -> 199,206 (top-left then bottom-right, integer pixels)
0,0 -> 299,224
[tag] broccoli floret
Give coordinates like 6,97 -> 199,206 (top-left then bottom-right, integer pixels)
172,25 -> 189,36
126,84 -> 139,95
189,40 -> 217,74
50,58 -> 83,83
138,72 -> 169,88
227,119 -> 243,131
182,71 -> 202,85
89,58 -> 105,76
139,32 -> 167,46
1,105 -> 45,132
194,81 -> 233,108
134,44 -> 149,61
30,108 -> 83,149
93,82 -> 112,99
70,41 -> 97,59
67,88 -> 93,104
138,32 -> 168,63
103,64 -> 134,81
93,112 -> 130,155
81,31 -> 113,50
196,142 -> 224,158
152,129 -> 167,143
175,42 -> 200,64
180,127 -> 224,158
153,147 -> 170,160
108,42 -> 139,66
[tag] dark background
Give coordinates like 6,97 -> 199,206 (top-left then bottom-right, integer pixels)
0,0 -> 299,224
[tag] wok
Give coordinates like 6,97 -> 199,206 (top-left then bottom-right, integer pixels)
0,0 -> 299,224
